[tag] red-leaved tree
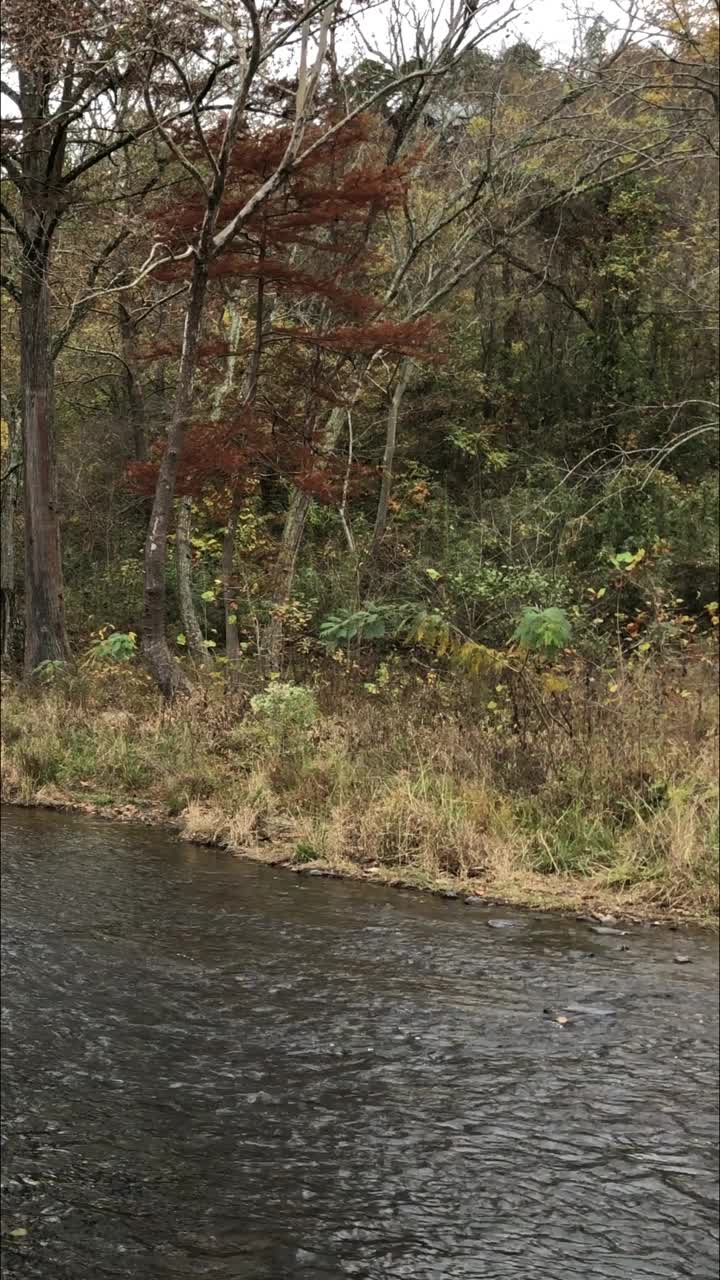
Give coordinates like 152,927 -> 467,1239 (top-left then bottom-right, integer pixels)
129,111 -> 437,679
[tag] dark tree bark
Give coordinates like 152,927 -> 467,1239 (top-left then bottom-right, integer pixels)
14,65 -> 70,674
1,403 -> 22,662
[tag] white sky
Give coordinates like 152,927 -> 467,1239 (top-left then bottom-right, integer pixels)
501,0 -> 629,55
512,0 -> 608,54
345,0 -> 629,63
0,1 -> 626,121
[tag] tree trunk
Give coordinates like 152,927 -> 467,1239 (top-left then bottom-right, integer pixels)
214,299 -> 248,679
263,404 -> 346,671
117,292 -> 147,462
142,262 -> 208,697
1,404 -> 22,663
221,502 -> 242,686
175,497 -> 213,668
20,247 -> 69,675
369,358 -> 411,560
263,486 -> 313,674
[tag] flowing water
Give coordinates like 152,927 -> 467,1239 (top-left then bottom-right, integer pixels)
1,806 -> 718,1279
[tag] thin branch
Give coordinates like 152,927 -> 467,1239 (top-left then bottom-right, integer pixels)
1,461 -> 22,486
0,198 -> 28,246
0,271 -> 21,303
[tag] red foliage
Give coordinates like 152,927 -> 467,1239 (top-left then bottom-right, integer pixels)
131,113 -> 436,514
271,316 -> 442,360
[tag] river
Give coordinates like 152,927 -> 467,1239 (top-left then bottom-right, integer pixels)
1,806 -> 718,1278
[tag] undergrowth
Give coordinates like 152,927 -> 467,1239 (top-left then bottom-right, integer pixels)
1,654 -> 718,921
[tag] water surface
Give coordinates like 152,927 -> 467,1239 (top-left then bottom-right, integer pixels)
1,806 -> 718,1278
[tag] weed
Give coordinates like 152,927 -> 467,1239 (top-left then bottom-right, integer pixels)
1,657 -> 717,920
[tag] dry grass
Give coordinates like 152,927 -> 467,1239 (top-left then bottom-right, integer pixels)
1,657 -> 718,922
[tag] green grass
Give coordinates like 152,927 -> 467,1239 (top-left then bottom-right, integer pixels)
1,659 -> 718,922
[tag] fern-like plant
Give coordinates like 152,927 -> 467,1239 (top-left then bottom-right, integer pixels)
512,607 -> 571,658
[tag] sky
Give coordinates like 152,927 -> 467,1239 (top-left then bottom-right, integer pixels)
344,0 -> 629,64
509,0 -> 620,54
0,0 -> 627,121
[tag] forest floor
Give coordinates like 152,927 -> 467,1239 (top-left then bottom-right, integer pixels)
1,658 -> 718,926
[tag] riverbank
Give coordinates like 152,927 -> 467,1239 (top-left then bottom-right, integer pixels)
2,661 -> 718,925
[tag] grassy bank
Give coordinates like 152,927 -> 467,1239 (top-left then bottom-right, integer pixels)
1,658 -> 718,924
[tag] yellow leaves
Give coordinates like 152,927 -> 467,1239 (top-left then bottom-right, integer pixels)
410,614 -> 502,679
467,115 -> 490,139
644,88 -> 672,107
435,628 -> 451,659
542,673 -> 569,695
452,640 -> 501,678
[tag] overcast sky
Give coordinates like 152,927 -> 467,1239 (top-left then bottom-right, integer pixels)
346,0 -> 627,63
513,0 -> 611,53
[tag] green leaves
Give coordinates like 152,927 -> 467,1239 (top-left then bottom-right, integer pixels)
512,607 -> 572,658
32,658 -> 67,682
86,631 -> 137,664
319,604 -> 399,647
250,682 -> 318,746
609,547 -> 646,572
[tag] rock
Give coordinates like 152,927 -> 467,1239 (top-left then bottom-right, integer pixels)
463,896 -> 483,906
674,954 -> 692,965
543,1008 -> 573,1026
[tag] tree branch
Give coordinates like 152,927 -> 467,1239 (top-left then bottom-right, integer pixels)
0,271 -> 21,303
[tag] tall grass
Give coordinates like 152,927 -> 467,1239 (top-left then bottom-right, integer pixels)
1,658 -> 717,920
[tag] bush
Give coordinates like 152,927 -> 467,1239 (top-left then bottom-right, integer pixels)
250,681 -> 318,754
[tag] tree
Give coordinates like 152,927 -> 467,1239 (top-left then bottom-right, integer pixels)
130,111 -> 434,675
129,0 -> 501,695
0,0 -> 238,672
1,4 -> 152,669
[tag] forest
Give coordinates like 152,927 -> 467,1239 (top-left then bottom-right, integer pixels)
1,0 -> 718,920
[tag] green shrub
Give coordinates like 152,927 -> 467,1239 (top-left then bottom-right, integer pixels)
250,682 -> 319,756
